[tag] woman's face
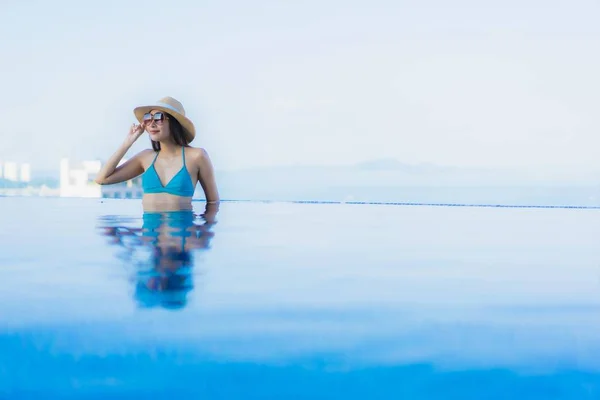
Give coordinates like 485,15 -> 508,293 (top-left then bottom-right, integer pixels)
143,109 -> 171,142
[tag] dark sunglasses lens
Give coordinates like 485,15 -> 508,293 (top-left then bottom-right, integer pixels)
153,112 -> 164,121
143,113 -> 152,122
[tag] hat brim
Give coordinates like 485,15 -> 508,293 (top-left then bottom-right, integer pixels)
134,105 -> 196,143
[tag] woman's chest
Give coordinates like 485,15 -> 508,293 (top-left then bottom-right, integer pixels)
147,158 -> 197,185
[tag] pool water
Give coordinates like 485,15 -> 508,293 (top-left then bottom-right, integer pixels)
1,196 -> 600,399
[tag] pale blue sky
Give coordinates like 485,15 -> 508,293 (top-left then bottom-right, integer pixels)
1,0 -> 599,173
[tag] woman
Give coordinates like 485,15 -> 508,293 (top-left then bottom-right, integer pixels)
95,96 -> 219,211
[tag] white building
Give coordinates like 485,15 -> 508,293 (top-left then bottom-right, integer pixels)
19,163 -> 31,182
60,158 -> 102,198
59,158 -> 142,199
100,158 -> 143,199
0,161 -> 32,182
3,162 -> 18,181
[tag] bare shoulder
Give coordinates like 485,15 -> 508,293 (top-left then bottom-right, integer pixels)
186,146 -> 214,165
138,148 -> 156,157
134,148 -> 157,167
187,146 -> 219,200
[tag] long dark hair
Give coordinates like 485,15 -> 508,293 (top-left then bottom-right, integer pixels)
151,113 -> 191,151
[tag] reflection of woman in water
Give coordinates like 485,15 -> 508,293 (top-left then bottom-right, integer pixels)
94,96 -> 219,212
98,202 -> 219,310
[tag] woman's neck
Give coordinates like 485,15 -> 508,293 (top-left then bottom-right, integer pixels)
159,141 -> 181,156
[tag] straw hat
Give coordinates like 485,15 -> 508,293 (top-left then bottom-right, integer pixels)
133,96 -> 196,142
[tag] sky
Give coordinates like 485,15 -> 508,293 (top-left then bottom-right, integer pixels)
0,0 -> 599,175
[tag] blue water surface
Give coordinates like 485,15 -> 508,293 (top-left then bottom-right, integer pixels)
1,196 -> 600,399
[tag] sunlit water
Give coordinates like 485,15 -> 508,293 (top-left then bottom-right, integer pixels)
1,196 -> 600,399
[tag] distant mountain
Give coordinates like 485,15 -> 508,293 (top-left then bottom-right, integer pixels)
217,159 -> 516,187
0,176 -> 59,189
220,158 -> 600,186
207,159 -> 600,205
0,179 -> 26,189
29,177 -> 59,188
354,158 -> 405,170
354,158 -> 454,173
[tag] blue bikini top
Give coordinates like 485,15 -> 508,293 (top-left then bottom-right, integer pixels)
142,147 -> 195,197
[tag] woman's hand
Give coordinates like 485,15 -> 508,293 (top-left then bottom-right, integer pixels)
125,122 -> 146,145
94,122 -> 149,185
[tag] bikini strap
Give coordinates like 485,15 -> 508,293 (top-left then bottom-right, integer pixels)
182,146 -> 185,163
151,150 -> 159,165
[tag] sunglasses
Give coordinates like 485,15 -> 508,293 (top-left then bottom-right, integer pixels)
143,112 -> 168,125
